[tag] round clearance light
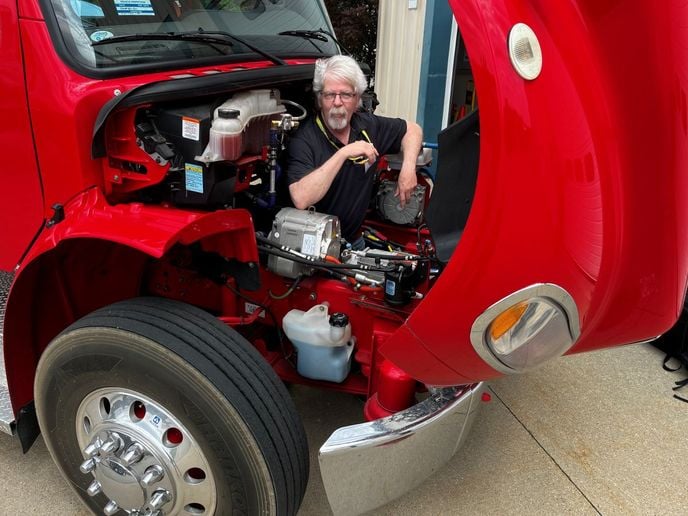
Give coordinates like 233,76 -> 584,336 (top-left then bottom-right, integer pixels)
508,23 -> 543,80
470,284 -> 580,374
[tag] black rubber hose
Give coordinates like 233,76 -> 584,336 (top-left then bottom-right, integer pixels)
256,243 -> 395,272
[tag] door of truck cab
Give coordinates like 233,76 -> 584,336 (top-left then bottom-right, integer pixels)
0,0 -> 44,270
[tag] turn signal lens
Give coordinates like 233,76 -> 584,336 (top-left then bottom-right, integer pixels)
470,284 -> 580,373
489,302 -> 528,341
488,300 -> 563,359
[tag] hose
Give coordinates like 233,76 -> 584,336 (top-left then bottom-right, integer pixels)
281,99 -> 307,121
324,255 -> 382,292
256,236 -> 395,272
269,274 -> 304,300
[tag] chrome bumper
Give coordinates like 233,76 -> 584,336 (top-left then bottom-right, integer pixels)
318,382 -> 487,515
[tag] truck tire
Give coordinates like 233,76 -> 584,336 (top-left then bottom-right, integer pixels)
34,297 -> 309,515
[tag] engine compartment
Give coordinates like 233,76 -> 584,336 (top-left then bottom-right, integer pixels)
101,81 -> 457,415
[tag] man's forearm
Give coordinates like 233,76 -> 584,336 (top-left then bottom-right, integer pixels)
395,122 -> 423,207
289,150 -> 348,209
400,122 -> 423,170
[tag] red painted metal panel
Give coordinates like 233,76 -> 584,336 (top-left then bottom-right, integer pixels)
17,15 -> 306,225
382,0 -> 688,384
18,188 -> 259,266
0,0 -> 44,270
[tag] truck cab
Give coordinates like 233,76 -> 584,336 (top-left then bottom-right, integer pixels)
1,0 -> 687,514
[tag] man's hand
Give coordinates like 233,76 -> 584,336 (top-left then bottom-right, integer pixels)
395,166 -> 418,208
343,140 -> 379,164
395,121 -> 423,208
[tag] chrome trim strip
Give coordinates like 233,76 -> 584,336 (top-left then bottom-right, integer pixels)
319,383 -> 486,515
470,283 -> 580,374
0,270 -> 15,435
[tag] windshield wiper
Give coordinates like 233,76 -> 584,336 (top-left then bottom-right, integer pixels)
277,30 -> 325,53
92,29 -> 286,66
91,32 -> 233,47
278,30 -> 329,43
277,29 -> 350,55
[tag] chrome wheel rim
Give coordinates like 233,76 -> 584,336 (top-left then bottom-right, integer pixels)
76,388 -> 217,515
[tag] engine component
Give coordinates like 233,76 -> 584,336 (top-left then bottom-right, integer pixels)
384,147 -> 434,170
267,208 -> 341,278
134,121 -> 175,164
153,103 -> 212,163
145,103 -> 238,207
206,108 -> 243,162
340,251 -> 386,287
384,263 -> 420,306
377,180 -> 427,225
201,89 -> 286,162
282,304 -> 354,383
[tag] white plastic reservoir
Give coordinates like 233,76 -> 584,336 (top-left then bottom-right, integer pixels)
207,108 -> 243,162
201,89 -> 286,162
282,304 -> 354,383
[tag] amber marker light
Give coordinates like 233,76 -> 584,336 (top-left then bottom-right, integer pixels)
489,302 -> 528,341
471,284 -> 580,373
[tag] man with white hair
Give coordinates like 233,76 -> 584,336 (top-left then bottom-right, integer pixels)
286,55 -> 423,248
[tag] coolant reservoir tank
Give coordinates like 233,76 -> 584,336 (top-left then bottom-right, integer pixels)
208,108 -> 243,161
282,304 -> 354,383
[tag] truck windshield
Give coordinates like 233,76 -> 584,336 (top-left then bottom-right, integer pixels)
44,0 -> 338,75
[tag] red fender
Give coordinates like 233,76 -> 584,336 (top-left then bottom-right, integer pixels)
5,187 -> 258,412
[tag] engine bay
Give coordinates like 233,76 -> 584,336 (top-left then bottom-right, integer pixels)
101,82 -> 456,410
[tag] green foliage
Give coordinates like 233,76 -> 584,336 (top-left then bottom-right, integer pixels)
323,0 -> 379,78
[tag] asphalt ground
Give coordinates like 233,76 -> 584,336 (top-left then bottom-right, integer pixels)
1,342 -> 686,515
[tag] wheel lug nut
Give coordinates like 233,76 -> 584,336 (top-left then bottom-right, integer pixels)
141,465 -> 165,487
80,458 -> 97,474
148,489 -> 171,510
87,480 -> 102,497
100,434 -> 121,455
103,500 -> 119,515
84,440 -> 101,458
121,443 -> 145,466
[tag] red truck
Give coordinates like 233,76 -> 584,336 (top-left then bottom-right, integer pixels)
1,0 -> 687,514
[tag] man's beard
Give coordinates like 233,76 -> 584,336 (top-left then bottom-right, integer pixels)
326,107 -> 349,131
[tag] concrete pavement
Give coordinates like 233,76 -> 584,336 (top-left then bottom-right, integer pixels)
0,343 -> 686,515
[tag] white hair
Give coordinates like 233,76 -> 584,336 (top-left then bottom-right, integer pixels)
313,55 -> 368,107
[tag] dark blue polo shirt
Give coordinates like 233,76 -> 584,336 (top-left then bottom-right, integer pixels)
286,112 -> 407,241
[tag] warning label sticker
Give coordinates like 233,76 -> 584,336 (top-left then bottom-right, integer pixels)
185,163 -> 203,193
182,116 -> 200,141
245,302 -> 266,318
301,233 -> 317,256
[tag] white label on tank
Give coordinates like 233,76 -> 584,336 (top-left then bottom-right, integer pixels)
185,163 -> 203,193
301,233 -> 317,256
245,302 -> 266,318
182,116 -> 200,141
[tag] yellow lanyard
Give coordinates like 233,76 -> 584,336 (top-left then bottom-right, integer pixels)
316,115 -> 372,164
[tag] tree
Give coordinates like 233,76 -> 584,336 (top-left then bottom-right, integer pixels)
323,0 -> 379,79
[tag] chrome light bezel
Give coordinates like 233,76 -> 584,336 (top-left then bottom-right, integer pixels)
508,22 -> 543,80
470,283 -> 580,374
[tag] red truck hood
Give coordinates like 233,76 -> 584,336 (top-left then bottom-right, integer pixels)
382,0 -> 688,384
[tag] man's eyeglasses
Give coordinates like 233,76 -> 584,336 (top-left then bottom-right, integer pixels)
320,91 -> 357,102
